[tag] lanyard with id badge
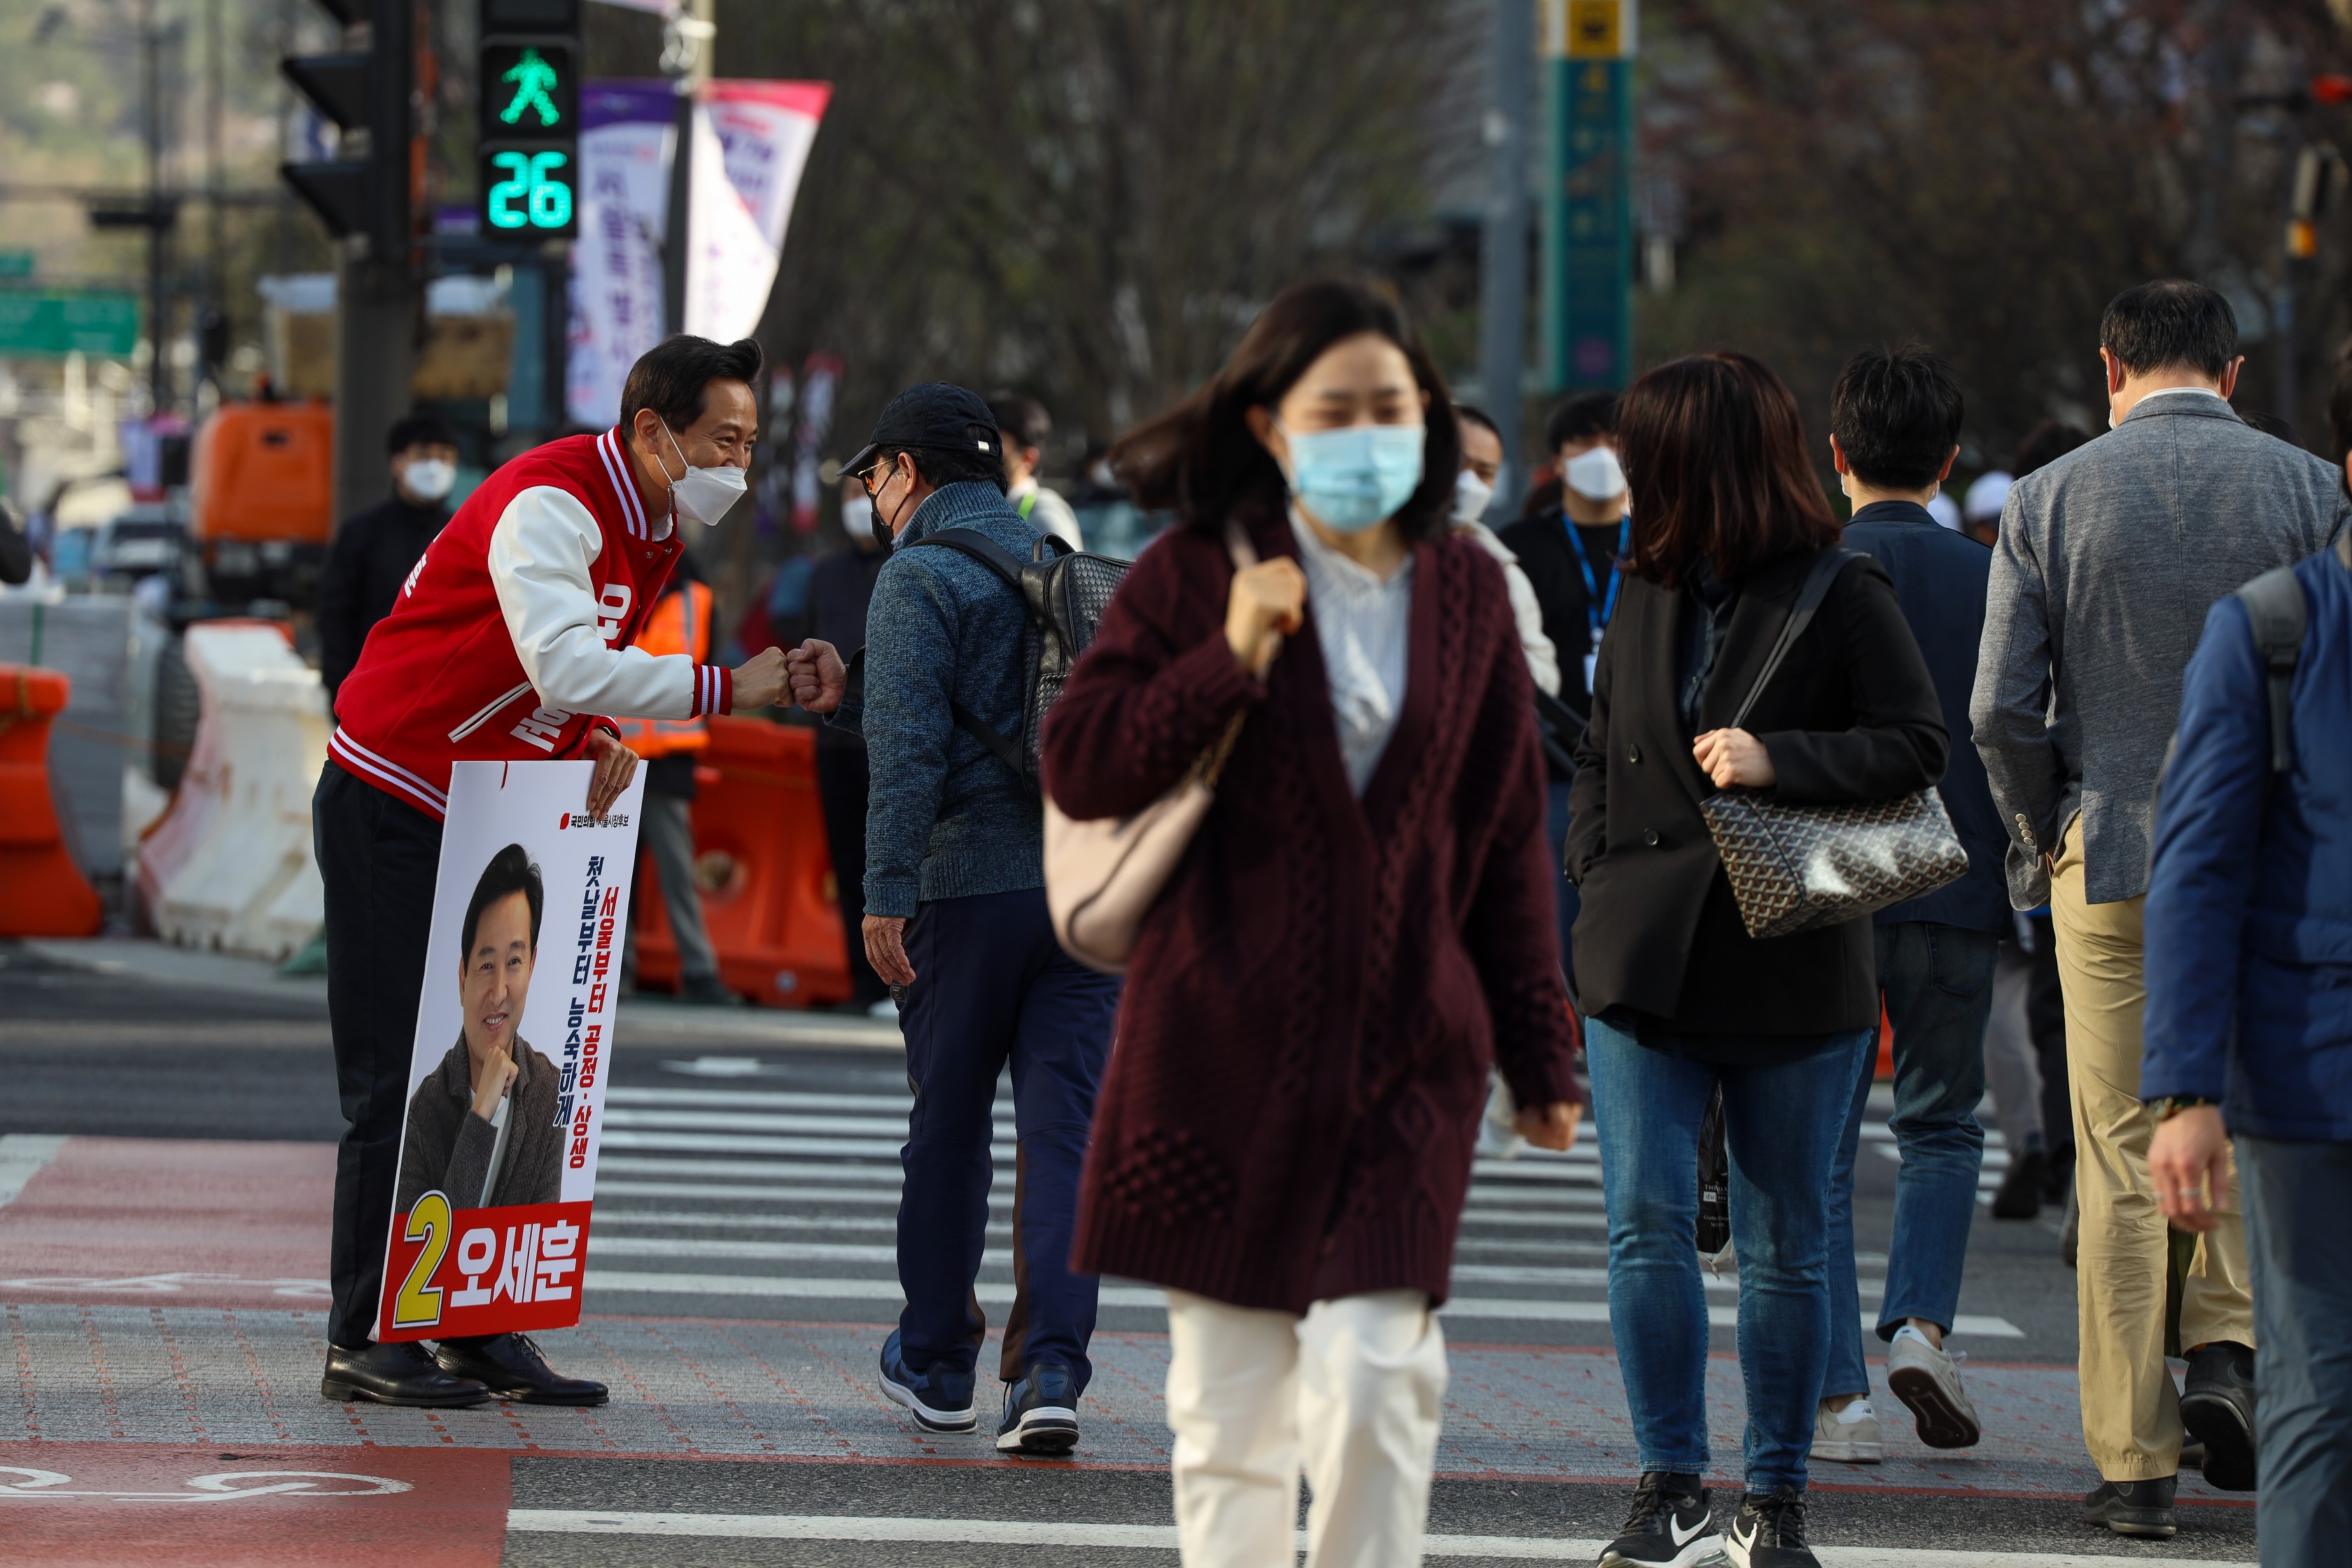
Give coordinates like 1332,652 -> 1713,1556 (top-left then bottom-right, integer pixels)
1573,517 -> 1632,693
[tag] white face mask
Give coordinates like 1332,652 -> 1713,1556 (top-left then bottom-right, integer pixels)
1563,445 -> 1628,503
402,457 -> 456,502
1452,467 -> 1495,525
843,491 -> 874,540
662,424 -> 748,526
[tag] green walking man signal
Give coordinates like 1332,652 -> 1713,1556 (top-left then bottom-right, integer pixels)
498,48 -> 562,128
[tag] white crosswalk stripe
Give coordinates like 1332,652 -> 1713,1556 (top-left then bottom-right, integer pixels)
586,1066 -> 2022,1338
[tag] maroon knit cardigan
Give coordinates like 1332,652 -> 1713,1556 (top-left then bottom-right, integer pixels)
1040,496 -> 1582,1315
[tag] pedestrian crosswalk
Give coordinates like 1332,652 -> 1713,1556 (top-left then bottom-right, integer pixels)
583,1056 -> 2022,1338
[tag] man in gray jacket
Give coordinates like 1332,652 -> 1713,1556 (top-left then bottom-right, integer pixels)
1973,279 -> 2347,1538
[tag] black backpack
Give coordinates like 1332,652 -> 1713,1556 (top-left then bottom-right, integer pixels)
906,529 -> 1129,795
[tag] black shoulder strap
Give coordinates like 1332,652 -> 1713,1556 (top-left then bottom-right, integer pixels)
948,700 -> 1035,794
2235,564 -> 2308,776
905,528 -> 1030,590
1728,548 -> 1861,731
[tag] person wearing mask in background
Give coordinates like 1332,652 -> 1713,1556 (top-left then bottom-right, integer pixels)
2140,354 -> 2352,1568
1973,281 -> 2347,1535
785,384 -> 1122,1459
318,411 -> 461,700
316,335 -> 792,1410
1813,345 -> 2008,1468
1040,277 -> 1581,1568
615,547 -> 737,1007
990,391 -> 1085,552
1977,419 -> 2090,1225
1455,405 -> 1561,697
808,472 -> 893,1014
1569,352 -> 1947,1568
1503,393 -> 1628,976
1961,471 -> 2010,549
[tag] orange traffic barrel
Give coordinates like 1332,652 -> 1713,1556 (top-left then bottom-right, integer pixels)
631,717 -> 851,1008
0,666 -> 104,937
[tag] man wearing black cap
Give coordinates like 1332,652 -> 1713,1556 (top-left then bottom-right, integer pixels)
788,384 -> 1121,1460
318,410 -> 463,701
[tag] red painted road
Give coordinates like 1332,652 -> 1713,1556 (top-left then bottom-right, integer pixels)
0,1138 -> 334,1308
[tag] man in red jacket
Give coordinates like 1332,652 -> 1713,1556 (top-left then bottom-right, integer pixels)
316,335 -> 792,1407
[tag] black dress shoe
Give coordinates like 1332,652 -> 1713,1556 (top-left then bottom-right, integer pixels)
1990,1147 -> 2046,1219
434,1332 -> 609,1406
322,1340 -> 491,1407
2181,1340 -> 2257,1490
2083,1477 -> 2176,1537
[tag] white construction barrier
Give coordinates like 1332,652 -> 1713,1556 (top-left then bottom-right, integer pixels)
135,621 -> 329,960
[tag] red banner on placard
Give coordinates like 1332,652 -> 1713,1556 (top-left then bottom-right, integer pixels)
377,1198 -> 594,1343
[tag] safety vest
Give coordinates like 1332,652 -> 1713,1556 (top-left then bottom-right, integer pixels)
614,579 -> 715,758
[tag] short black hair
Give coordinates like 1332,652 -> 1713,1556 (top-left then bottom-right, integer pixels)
1830,343 -> 1964,489
2012,419 -> 2092,477
1545,393 -> 1619,452
2101,280 -> 2237,379
1456,404 -> 1502,439
880,443 -> 1007,493
388,410 -> 458,455
620,335 -> 764,434
460,842 -> 543,962
986,391 -> 1053,453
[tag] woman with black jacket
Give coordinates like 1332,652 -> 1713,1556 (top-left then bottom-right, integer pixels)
1566,353 -> 1947,1568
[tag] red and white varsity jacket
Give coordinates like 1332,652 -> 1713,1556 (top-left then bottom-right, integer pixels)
328,428 -> 734,819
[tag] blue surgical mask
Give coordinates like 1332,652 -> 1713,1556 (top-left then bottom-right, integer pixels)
1279,422 -> 1426,532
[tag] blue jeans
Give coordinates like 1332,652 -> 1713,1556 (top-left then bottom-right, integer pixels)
896,887 -> 1121,1392
2239,1134 -> 2352,1567
1823,923 -> 1994,1398
1587,1015 -> 1872,1492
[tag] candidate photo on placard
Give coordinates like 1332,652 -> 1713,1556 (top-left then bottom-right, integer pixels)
395,841 -> 567,1214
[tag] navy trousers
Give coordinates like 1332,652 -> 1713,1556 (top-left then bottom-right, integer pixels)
895,886 -> 1120,1392
2240,1134 -> 2352,1567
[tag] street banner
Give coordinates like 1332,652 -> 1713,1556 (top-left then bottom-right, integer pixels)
566,80 -> 677,429
375,760 -> 645,1342
682,80 -> 831,346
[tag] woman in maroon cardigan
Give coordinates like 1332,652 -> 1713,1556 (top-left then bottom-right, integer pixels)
1041,279 -> 1584,1567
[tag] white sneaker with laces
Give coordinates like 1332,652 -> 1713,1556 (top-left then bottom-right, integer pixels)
1884,1324 -> 1982,1449
1812,1396 -> 1882,1463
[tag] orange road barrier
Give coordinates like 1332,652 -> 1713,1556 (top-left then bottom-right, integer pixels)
631,717 -> 851,1008
0,666 -> 104,937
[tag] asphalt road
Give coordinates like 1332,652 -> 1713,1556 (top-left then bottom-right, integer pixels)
0,939 -> 2257,1564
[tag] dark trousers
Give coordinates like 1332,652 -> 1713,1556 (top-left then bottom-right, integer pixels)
2024,912 -> 2073,1164
895,886 -> 1119,1392
815,741 -> 890,1006
316,762 -> 442,1348
2240,1134 -> 2352,1568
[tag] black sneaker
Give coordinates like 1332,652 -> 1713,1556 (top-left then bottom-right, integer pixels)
1725,1488 -> 1816,1568
995,1362 -> 1079,1457
2180,1341 -> 2256,1491
2082,1476 -> 2176,1537
1597,1471 -> 1717,1568
1990,1147 -> 2047,1219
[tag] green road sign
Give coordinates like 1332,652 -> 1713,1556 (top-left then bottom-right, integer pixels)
0,253 -> 34,279
0,291 -> 139,357
1541,0 -> 1636,394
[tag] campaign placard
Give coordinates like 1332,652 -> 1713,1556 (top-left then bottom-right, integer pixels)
375,760 -> 643,1342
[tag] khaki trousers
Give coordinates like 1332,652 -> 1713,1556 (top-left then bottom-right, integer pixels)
2050,820 -> 2255,1480
1165,1289 -> 1447,1568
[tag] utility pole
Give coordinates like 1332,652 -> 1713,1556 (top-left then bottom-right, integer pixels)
1477,0 -> 1534,513
144,0 -> 170,415
662,0 -> 716,335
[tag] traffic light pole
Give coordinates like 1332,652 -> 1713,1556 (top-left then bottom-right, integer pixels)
662,0 -> 715,335
328,0 -> 417,528
1477,0 -> 1533,512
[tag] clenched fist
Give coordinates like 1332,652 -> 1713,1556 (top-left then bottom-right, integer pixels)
732,647 -> 792,710
1225,558 -> 1306,677
786,638 -> 848,713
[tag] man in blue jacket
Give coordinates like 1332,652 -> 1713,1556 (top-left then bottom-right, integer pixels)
786,384 -> 1121,1459
1813,345 -> 2010,1466
2145,384 -> 2352,1563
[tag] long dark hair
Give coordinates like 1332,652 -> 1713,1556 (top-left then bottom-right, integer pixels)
1109,279 -> 1462,542
1618,352 -> 1837,587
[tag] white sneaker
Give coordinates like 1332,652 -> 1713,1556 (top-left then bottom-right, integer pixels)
1885,1325 -> 1981,1449
1813,1396 -> 1882,1463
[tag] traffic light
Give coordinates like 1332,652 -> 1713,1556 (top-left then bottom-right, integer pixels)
479,0 -> 581,240
279,0 -> 412,256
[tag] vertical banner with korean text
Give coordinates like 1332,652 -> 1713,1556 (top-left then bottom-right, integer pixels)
566,80 -> 678,430
681,80 -> 832,346
375,760 -> 645,1342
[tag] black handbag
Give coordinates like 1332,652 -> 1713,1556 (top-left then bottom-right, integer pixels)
1699,549 -> 1969,940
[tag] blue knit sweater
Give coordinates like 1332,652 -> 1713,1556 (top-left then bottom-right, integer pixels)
830,480 -> 1047,918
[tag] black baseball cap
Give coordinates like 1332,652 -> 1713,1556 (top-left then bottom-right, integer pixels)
844,383 -> 1001,477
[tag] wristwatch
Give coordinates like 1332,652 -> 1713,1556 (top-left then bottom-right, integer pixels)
2155,1095 -> 2218,1121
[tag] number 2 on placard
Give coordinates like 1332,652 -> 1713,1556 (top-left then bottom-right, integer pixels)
393,1191 -> 453,1329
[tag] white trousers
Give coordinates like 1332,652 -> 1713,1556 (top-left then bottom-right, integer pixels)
1165,1288 -> 1448,1568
